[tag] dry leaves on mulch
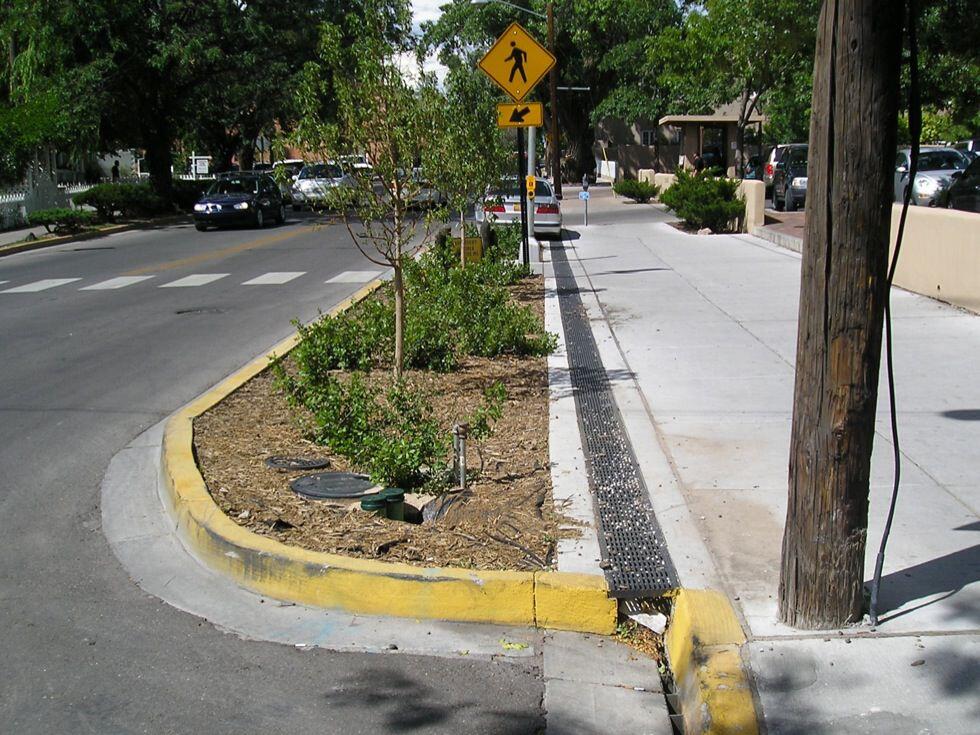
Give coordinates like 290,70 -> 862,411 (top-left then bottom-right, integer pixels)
194,275 -> 572,571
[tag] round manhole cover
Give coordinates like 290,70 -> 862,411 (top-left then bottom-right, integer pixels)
265,456 -> 331,471
290,472 -> 376,499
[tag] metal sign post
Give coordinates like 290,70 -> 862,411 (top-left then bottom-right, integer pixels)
517,129 -> 530,266
579,189 -> 590,226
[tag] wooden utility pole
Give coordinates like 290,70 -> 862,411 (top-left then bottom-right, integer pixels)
778,0 -> 903,629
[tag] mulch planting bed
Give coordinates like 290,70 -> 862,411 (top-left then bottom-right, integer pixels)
194,275 -> 570,571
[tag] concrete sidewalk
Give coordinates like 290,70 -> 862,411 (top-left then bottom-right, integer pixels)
549,187 -> 979,733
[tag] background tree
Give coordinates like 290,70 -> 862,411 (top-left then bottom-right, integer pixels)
294,0 -> 439,378
423,0 -> 681,181
650,0 -> 819,175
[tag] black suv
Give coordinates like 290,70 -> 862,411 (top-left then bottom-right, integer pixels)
773,144 -> 808,212
942,156 -> 980,213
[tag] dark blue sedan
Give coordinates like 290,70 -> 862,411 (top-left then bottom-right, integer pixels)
193,173 -> 285,231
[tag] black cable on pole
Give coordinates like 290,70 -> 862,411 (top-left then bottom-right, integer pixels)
869,0 -> 920,627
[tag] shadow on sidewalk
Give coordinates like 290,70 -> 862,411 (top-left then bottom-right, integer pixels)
870,544 -> 980,625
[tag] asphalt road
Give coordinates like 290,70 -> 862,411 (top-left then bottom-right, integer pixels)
0,215 -> 543,734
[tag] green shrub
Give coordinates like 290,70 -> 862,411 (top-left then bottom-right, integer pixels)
28,208 -> 97,233
73,183 -> 169,221
660,169 -> 745,232
173,179 -> 215,212
613,178 -> 660,203
277,371 -> 507,491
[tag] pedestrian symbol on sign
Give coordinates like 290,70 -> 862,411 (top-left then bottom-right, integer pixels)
505,42 -> 528,84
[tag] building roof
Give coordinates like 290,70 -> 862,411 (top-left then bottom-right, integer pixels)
659,100 -> 765,126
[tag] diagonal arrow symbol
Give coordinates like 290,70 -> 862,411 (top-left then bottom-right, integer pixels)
509,106 -> 531,123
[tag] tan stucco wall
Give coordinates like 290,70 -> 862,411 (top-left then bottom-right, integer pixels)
889,205 -> 980,313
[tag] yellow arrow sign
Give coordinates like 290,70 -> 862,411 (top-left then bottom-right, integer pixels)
496,102 -> 544,128
478,22 -> 556,102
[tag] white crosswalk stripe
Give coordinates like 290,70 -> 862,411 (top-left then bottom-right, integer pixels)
81,276 -> 155,291
1,278 -> 82,293
159,273 -> 229,288
325,270 -> 384,284
242,271 -> 306,285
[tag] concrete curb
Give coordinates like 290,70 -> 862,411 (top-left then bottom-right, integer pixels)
750,225 -> 802,253
159,278 -> 618,635
0,214 -> 190,258
664,589 -> 760,735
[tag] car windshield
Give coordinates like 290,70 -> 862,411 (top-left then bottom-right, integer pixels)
300,164 -> 343,180
788,147 -> 808,165
918,151 -> 968,171
207,177 -> 258,195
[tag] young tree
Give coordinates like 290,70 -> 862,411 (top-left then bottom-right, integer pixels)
778,0 -> 902,629
294,0 -> 439,379
427,66 -> 509,268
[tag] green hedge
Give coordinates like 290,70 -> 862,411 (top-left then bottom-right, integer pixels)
73,183 -> 169,221
613,178 -> 660,203
660,169 -> 745,233
172,179 -> 215,212
28,208 -> 97,233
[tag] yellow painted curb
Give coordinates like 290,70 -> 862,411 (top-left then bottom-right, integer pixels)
159,277 -> 617,634
665,589 -> 760,735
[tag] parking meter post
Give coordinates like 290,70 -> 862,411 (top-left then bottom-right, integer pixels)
584,196 -> 588,227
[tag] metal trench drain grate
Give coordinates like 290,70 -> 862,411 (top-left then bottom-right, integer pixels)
552,244 -> 677,597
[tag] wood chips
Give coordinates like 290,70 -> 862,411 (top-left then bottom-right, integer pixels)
193,275 -> 569,571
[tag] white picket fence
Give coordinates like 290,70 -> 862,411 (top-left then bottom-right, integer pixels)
0,181 -> 93,230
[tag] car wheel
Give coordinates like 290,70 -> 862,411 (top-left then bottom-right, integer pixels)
254,209 -> 264,228
195,223 -> 207,232
785,188 -> 797,212
276,204 -> 285,225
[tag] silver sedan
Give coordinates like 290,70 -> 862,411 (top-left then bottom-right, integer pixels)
894,147 -> 970,206
475,179 -> 562,238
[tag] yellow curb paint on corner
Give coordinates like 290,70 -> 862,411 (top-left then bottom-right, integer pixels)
665,589 -> 760,735
535,571 -> 617,634
158,275 -> 613,631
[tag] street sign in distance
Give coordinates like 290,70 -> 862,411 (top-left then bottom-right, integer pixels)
478,22 -> 556,102
526,175 -> 536,200
579,191 -> 590,201
452,236 -> 484,264
496,102 -> 544,129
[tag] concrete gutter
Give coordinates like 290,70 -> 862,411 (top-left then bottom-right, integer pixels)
0,214 -> 190,258
159,278 -> 618,635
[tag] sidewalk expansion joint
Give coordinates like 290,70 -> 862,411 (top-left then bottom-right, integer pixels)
551,243 -> 677,597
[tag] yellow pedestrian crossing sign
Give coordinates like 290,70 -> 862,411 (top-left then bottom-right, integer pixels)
478,22 -> 556,102
496,102 -> 544,128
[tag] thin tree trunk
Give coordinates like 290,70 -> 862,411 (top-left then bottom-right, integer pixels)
778,0 -> 902,629
392,250 -> 405,380
460,208 -> 466,269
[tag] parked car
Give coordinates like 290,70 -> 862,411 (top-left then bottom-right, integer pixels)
475,178 -> 562,238
409,169 -> 445,209
940,155 -> 980,213
743,154 -> 763,181
272,159 -> 304,204
952,139 -> 980,162
764,144 -> 790,189
193,173 -> 285,231
290,162 -> 356,210
772,144 -> 808,211
894,147 -> 970,206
